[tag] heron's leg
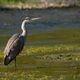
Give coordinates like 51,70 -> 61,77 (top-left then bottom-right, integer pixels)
14,58 -> 16,71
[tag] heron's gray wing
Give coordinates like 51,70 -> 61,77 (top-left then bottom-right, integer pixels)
4,34 -> 25,65
4,34 -> 20,57
7,35 -> 24,57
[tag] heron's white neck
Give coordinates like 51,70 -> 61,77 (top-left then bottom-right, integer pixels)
21,20 -> 28,36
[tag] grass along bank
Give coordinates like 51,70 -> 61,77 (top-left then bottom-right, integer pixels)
0,0 -> 80,9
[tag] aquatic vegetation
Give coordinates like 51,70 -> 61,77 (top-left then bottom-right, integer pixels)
22,44 -> 80,62
0,28 -> 80,80
24,44 -> 80,55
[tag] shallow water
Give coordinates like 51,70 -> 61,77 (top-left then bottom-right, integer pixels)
0,8 -> 80,35
0,8 -> 80,80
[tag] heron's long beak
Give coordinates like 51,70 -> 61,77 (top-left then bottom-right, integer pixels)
31,17 -> 41,21
25,17 -> 40,22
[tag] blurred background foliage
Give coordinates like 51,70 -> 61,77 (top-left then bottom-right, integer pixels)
0,0 -> 80,8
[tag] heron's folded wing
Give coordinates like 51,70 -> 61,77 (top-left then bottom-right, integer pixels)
4,34 -> 20,56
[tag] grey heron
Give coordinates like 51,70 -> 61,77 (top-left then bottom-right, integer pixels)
4,17 -> 40,69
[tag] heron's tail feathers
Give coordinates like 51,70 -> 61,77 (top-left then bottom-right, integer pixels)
4,56 -> 13,65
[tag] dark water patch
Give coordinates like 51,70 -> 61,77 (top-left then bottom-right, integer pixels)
0,8 -> 80,35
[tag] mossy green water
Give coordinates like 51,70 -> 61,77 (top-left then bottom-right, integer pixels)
0,28 -> 80,80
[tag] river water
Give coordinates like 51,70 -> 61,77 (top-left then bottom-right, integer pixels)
0,8 -> 80,79
0,8 -> 80,35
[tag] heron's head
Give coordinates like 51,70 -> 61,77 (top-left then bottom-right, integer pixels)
22,17 -> 30,23
22,17 -> 40,23
21,17 -> 40,32
21,17 -> 41,35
